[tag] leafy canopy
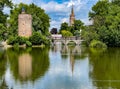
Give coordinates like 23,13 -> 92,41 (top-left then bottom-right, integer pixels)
8,3 -> 50,36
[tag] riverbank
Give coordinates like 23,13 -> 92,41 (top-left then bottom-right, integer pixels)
1,41 -> 46,49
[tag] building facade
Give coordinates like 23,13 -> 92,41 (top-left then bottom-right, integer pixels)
18,9 -> 32,37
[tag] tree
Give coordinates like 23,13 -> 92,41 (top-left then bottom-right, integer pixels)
74,20 -> 84,30
59,22 -> 69,33
61,30 -> 73,37
84,0 -> 120,47
8,3 -> 50,36
112,0 -> 120,6
71,20 -> 84,35
50,28 -> 57,34
0,24 -> 7,40
0,0 -> 12,25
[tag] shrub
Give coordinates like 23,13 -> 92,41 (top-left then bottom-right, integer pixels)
61,30 -> 73,37
16,36 -> 26,45
7,36 -> 16,45
89,40 -> 107,48
26,41 -> 32,47
29,32 -> 43,45
7,36 -> 27,45
29,32 -> 50,45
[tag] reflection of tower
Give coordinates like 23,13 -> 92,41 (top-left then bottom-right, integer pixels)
18,54 -> 32,79
69,5 -> 75,26
70,50 -> 75,75
18,8 -> 32,37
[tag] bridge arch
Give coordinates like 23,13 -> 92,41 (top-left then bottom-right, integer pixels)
52,36 -> 82,45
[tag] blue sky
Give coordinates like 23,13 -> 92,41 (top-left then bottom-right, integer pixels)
4,0 -> 98,30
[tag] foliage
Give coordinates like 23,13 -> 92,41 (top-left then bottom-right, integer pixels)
82,0 -> 120,47
59,20 -> 84,36
26,41 -> 32,47
6,47 -> 50,82
112,0 -> 120,6
50,28 -> 57,34
89,40 -> 107,48
71,20 -> 84,35
61,30 -> 73,37
0,0 -> 12,25
81,26 -> 99,46
0,24 -> 7,40
8,3 -> 50,36
7,36 -> 27,45
74,30 -> 81,37
59,22 -> 70,33
29,32 -> 49,45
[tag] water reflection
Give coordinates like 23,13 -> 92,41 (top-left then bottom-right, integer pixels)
0,48 -> 8,89
6,47 -> 50,83
0,45 -> 120,89
60,45 -> 88,74
18,53 -> 32,80
89,48 -> 120,88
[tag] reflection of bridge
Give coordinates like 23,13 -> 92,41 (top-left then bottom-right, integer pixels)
61,45 -> 81,55
52,36 -> 84,45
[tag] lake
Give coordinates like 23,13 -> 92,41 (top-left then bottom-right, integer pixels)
0,45 -> 120,89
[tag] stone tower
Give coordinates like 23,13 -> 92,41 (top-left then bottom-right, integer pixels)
70,5 -> 75,26
18,7 -> 32,37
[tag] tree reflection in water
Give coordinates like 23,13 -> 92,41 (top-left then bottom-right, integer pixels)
0,48 -> 9,89
89,48 -> 120,88
6,47 -> 50,82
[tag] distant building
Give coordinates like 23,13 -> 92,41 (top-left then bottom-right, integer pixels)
51,34 -> 62,40
18,7 -> 32,37
69,5 -> 75,26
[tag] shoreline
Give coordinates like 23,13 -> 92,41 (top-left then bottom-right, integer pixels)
0,41 -> 46,49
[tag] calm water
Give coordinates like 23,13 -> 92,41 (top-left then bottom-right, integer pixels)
0,45 -> 120,89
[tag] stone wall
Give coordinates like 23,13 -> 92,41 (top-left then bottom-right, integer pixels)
18,13 -> 32,37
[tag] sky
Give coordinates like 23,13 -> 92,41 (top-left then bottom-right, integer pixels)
4,0 -> 98,30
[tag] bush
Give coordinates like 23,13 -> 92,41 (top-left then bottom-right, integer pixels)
7,36 -> 16,45
29,32 -> 43,45
26,41 -> 32,47
7,36 -> 27,45
89,40 -> 107,48
16,36 -> 26,45
61,30 -> 73,37
29,32 -> 50,45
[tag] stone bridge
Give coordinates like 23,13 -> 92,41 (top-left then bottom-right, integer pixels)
52,36 -> 83,45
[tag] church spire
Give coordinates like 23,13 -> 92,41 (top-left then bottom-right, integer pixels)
71,5 -> 74,16
70,5 -> 75,26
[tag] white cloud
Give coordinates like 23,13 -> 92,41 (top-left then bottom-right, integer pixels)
41,1 -> 69,13
61,18 -> 69,23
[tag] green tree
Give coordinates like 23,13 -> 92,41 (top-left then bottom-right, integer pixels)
29,32 -> 49,45
84,0 -> 120,47
8,3 -> 50,36
61,30 -> 73,37
71,20 -> 84,35
0,0 -> 12,25
112,0 -> 120,6
0,24 -> 7,40
59,22 -> 69,33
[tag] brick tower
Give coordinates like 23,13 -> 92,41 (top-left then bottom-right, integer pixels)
70,5 -> 75,26
18,7 -> 32,37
